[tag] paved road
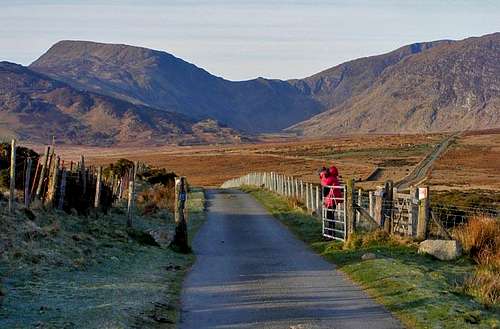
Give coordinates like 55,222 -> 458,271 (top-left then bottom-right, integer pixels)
396,132 -> 461,189
179,189 -> 401,329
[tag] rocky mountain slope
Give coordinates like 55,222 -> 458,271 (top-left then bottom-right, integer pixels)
30,41 -> 323,133
0,62 -> 242,146
4,33 -> 500,144
289,40 -> 453,110
289,33 -> 500,135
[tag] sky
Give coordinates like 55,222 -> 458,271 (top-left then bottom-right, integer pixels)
0,0 -> 499,81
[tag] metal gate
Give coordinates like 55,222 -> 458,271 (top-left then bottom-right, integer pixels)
322,185 -> 346,241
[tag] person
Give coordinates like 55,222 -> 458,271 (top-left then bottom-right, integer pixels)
319,164 -> 343,237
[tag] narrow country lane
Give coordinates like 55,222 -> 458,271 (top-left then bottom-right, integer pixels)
179,189 -> 402,329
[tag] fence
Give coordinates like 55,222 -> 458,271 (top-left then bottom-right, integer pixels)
221,172 -> 499,241
221,172 -> 324,215
2,139 -> 143,226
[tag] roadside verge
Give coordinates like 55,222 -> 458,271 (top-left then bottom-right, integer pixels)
241,186 -> 499,329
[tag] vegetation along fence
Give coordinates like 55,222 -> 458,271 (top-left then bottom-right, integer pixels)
221,172 -> 499,241
0,139 -> 150,224
1,139 -> 192,251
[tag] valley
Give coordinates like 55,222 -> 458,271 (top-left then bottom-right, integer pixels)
45,130 -> 500,195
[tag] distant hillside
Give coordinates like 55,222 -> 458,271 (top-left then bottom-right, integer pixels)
0,62 -> 243,146
5,33 -> 500,141
289,40 -> 453,110
289,33 -> 500,135
30,41 -> 323,133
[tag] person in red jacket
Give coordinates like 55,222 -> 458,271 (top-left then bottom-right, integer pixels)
320,165 -> 343,236
321,165 -> 342,208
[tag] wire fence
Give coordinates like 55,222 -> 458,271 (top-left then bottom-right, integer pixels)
222,171 -> 499,241
428,204 -> 499,239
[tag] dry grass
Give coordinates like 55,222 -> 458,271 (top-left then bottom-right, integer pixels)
431,130 -> 500,191
453,215 -> 500,268
344,229 -> 416,250
44,132 -> 445,188
463,267 -> 499,308
137,184 -> 175,215
453,215 -> 500,307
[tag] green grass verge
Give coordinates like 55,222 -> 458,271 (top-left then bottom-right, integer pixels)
160,187 -> 206,328
0,188 -> 206,328
241,186 -> 500,329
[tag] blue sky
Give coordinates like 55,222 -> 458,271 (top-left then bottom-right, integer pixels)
1,0 -> 499,80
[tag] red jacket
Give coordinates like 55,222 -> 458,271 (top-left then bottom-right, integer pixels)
321,166 -> 342,208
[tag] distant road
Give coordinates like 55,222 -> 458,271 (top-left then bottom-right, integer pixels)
395,132 -> 461,189
179,189 -> 401,329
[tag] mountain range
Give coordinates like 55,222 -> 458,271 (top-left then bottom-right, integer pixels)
0,62 -> 242,145
1,32 -> 499,145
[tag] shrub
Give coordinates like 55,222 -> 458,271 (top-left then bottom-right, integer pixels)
142,168 -> 176,186
453,215 -> 500,269
137,184 -> 175,214
0,143 -> 39,189
102,158 -> 134,178
454,215 -> 500,307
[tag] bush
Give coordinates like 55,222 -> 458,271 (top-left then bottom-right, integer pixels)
453,215 -> 500,307
453,215 -> 500,269
142,168 -> 176,186
0,143 -> 39,189
137,184 -> 175,214
102,158 -> 135,178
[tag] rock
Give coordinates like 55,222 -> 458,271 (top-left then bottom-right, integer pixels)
145,228 -> 171,247
418,240 -> 462,261
361,253 -> 377,260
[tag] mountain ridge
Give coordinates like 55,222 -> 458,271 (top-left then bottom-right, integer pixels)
0,61 -> 243,146
288,32 -> 500,135
1,33 -> 499,145
30,40 -> 324,133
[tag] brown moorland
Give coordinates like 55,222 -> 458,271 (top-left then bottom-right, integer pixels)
430,129 -> 500,191
41,132 -> 449,188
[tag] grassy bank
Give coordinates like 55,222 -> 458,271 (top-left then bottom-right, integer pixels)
241,186 -> 499,329
0,188 -> 205,328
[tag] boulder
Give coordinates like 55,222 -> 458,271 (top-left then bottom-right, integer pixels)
361,253 -> 377,260
418,240 -> 462,261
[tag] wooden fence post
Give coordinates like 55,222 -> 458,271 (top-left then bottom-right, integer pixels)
80,155 -> 86,197
58,169 -> 67,210
417,186 -> 429,240
408,187 -> 419,237
45,156 -> 60,206
8,139 -> 16,214
346,178 -> 356,238
383,180 -> 394,233
315,185 -> 320,215
305,183 -> 310,210
356,189 -> 362,224
35,146 -> 50,200
369,191 -> 374,218
171,176 -> 190,253
94,166 -> 102,209
308,184 -> 313,211
24,157 -> 32,208
373,187 -> 384,226
126,163 -> 137,228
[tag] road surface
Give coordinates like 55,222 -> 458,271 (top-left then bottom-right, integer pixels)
179,189 -> 402,329
396,132 -> 460,189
